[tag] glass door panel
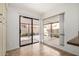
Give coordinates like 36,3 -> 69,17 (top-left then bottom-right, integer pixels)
44,22 -> 60,45
44,24 -> 51,41
33,19 -> 39,43
52,23 -> 60,38
51,23 -> 60,45
21,17 -> 32,46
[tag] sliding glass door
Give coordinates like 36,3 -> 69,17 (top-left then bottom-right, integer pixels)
43,15 -> 60,45
19,16 -> 39,46
43,14 -> 64,46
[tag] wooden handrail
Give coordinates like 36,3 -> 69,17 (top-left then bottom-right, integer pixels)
67,35 -> 79,46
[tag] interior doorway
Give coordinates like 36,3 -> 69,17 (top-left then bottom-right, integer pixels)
19,15 -> 40,47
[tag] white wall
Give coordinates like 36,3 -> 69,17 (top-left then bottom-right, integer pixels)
42,4 -> 79,55
7,5 -> 40,51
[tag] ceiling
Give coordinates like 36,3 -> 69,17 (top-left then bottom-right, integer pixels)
9,3 -> 62,15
